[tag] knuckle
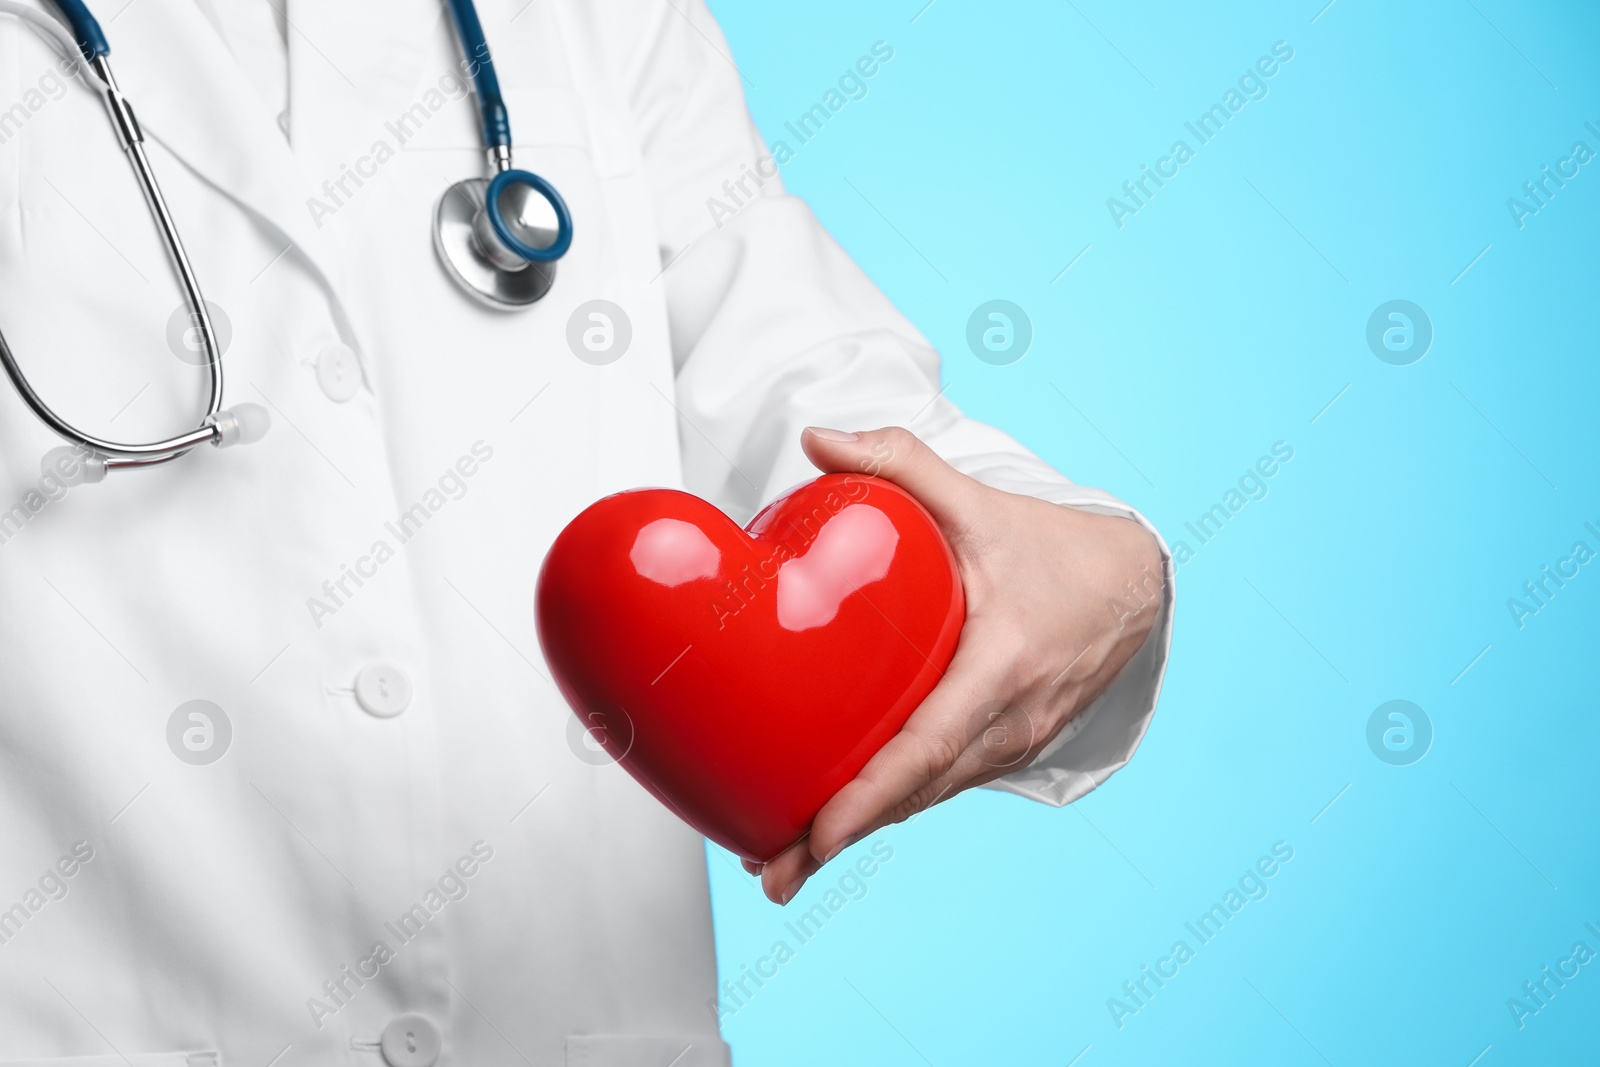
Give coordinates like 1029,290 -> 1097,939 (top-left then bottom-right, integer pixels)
986,717 -> 1035,769
862,426 -> 917,475
973,700 -> 1039,770
917,728 -> 965,780
886,779 -> 952,826
878,425 -> 917,453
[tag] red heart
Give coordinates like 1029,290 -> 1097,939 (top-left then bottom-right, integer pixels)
536,473 -> 965,862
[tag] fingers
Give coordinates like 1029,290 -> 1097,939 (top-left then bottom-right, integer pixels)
804,641 -> 1003,868
760,679 -> 1044,905
800,426 -> 983,529
760,837 -> 820,905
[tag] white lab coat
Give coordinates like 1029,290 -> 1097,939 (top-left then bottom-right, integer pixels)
0,1 -> 1173,1064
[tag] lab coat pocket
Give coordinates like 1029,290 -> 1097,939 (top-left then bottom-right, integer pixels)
0,1055 -> 219,1067
565,1035 -> 732,1067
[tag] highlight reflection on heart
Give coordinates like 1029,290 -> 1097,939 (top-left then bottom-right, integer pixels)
630,518 -> 721,587
775,504 -> 898,631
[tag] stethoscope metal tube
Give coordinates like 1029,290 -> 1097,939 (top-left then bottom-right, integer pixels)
81,54 -> 230,462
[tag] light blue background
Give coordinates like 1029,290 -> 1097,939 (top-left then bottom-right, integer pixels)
701,1 -> 1600,1064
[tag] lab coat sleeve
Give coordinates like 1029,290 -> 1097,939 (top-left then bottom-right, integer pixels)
615,0 -> 1173,805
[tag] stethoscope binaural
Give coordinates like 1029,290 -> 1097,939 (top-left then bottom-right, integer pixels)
0,0 -> 573,485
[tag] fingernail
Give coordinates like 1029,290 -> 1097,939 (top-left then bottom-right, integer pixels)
806,426 -> 860,443
779,883 -> 798,906
823,833 -> 860,864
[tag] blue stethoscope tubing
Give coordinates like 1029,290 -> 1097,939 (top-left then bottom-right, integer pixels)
0,0 -> 572,482
47,0 -> 574,270
43,0 -> 106,58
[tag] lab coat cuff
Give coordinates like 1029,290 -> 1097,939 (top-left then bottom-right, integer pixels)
975,481 -> 1175,808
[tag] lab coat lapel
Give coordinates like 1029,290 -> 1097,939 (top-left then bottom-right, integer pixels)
106,0 -> 347,300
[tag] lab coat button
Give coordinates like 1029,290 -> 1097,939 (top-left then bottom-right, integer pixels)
315,343 -> 362,402
354,662 -> 412,718
379,1014 -> 440,1067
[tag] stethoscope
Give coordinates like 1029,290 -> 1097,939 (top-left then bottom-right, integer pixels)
0,0 -> 573,484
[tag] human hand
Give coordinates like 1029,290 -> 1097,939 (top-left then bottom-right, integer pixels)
745,426 -> 1165,904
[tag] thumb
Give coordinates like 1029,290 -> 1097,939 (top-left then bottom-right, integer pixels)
800,426 -> 981,527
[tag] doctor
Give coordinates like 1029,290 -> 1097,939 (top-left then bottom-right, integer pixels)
0,0 -> 1172,1064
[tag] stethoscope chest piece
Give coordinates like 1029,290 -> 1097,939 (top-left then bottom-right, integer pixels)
434,177 -> 559,310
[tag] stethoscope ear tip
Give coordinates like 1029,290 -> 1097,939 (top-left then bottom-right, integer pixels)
42,445 -> 106,486
209,403 -> 271,448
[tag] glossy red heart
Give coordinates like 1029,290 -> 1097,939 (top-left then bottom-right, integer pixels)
536,473 -> 965,861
